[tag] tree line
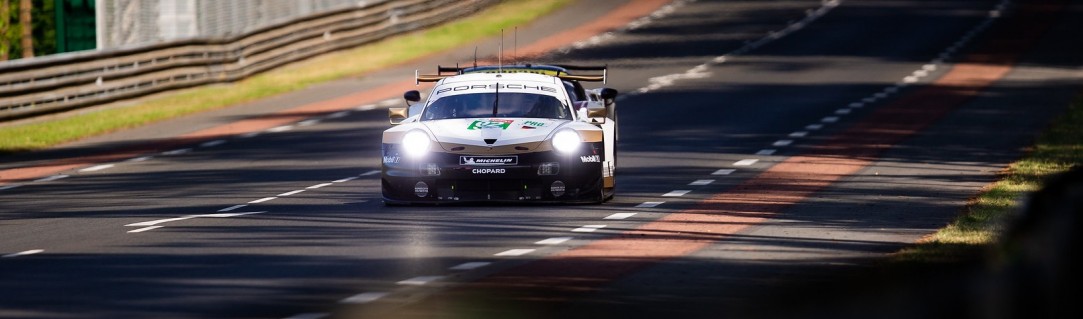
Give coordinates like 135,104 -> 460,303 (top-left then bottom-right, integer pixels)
2,0 -> 58,61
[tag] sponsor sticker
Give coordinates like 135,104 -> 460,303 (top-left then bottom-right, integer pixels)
383,156 -> 400,164
467,119 -> 514,130
521,120 -> 546,129
472,168 -> 506,174
580,155 -> 601,163
461,156 -> 518,166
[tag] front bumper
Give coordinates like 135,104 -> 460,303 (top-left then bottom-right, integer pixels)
381,142 -> 604,204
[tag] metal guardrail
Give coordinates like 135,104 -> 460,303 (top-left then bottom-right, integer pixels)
0,0 -> 497,121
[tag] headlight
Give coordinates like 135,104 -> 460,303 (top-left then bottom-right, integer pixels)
401,130 -> 431,158
552,129 -> 581,153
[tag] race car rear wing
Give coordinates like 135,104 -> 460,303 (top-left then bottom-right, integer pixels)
415,64 -> 608,84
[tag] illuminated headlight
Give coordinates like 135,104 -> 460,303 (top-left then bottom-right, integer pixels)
401,130 -> 431,158
552,129 -> 581,153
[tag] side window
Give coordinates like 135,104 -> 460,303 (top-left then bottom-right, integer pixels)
563,81 -> 580,102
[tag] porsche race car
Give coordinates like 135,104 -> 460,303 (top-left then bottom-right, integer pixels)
381,64 -> 618,204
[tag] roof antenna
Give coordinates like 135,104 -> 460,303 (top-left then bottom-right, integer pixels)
473,46 -> 478,69
514,26 -> 518,64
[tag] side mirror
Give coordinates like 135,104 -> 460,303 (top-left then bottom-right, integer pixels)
586,105 -> 607,124
388,107 -> 408,125
599,88 -> 618,105
404,90 -> 421,104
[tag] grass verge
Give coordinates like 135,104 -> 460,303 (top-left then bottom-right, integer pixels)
0,0 -> 571,154
894,97 -> 1083,263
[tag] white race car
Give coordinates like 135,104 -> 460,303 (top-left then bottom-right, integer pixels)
381,64 -> 618,204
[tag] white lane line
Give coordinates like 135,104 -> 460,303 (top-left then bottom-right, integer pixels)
162,148 -> 191,155
340,292 -> 389,304
789,131 -> 808,137
712,169 -> 736,175
397,276 -> 444,286
126,217 -> 195,227
0,184 -> 23,191
126,156 -> 153,162
636,201 -> 665,208
2,249 -> 44,258
360,170 -> 380,176
34,175 -> 69,182
249,197 -> 277,204
495,249 -> 536,256
298,119 -> 320,127
874,92 -> 890,99
756,149 -> 776,155
663,190 -> 691,197
835,108 -> 851,115
278,190 -> 305,197
200,140 -> 226,148
283,313 -> 328,319
734,159 -> 759,166
326,111 -> 350,119
79,164 -> 115,172
537,237 -> 574,245
862,97 -> 877,103
449,262 -> 491,270
379,98 -> 401,106
849,102 -> 864,108
240,132 -> 260,138
127,226 -> 163,233
773,140 -> 793,147
268,125 -> 294,133
333,177 -> 358,183
218,204 -> 247,212
572,225 -> 607,232
604,213 -> 637,220
689,179 -> 714,186
806,124 -> 824,130
307,183 -> 333,189
355,104 -> 377,111
821,116 -> 839,123
125,211 -> 265,227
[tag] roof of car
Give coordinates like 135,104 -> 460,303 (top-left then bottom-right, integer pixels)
438,72 -> 559,85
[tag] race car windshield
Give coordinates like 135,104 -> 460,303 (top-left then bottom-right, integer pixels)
422,93 -> 569,120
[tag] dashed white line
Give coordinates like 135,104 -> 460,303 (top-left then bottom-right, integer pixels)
268,126 -> 294,133
126,217 -> 195,227
789,131 -> 808,137
835,108 -> 851,115
297,119 -> 320,127
756,149 -> 776,155
333,177 -> 358,183
161,149 -> 191,156
450,262 -> 491,270
2,249 -> 44,258
200,140 -> 226,148
849,102 -> 864,108
397,276 -> 444,286
806,124 -> 824,130
326,111 -> 350,119
536,237 -> 574,245
772,140 -> 793,147
712,169 -> 736,175
355,104 -> 377,111
689,179 -> 714,186
379,99 -> 401,107
360,170 -> 380,176
734,159 -> 759,166
34,175 -> 69,182
126,156 -> 153,162
240,132 -> 260,138
636,201 -> 665,208
340,292 -> 389,304
249,197 -> 277,204
218,204 -> 247,212
79,164 -> 115,172
495,249 -> 536,256
0,184 -> 22,191
604,213 -> 637,220
307,183 -> 333,189
127,226 -> 162,233
572,225 -> 607,233
278,190 -> 305,197
821,116 -> 839,123
663,190 -> 691,197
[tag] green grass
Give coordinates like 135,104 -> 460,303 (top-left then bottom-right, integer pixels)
894,98 -> 1083,263
0,0 -> 571,154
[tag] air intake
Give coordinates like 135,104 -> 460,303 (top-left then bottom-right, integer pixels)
484,139 -> 497,144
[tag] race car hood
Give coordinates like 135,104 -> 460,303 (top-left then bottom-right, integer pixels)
422,118 -> 567,149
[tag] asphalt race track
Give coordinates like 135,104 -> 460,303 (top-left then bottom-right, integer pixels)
2,0 -> 1081,318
